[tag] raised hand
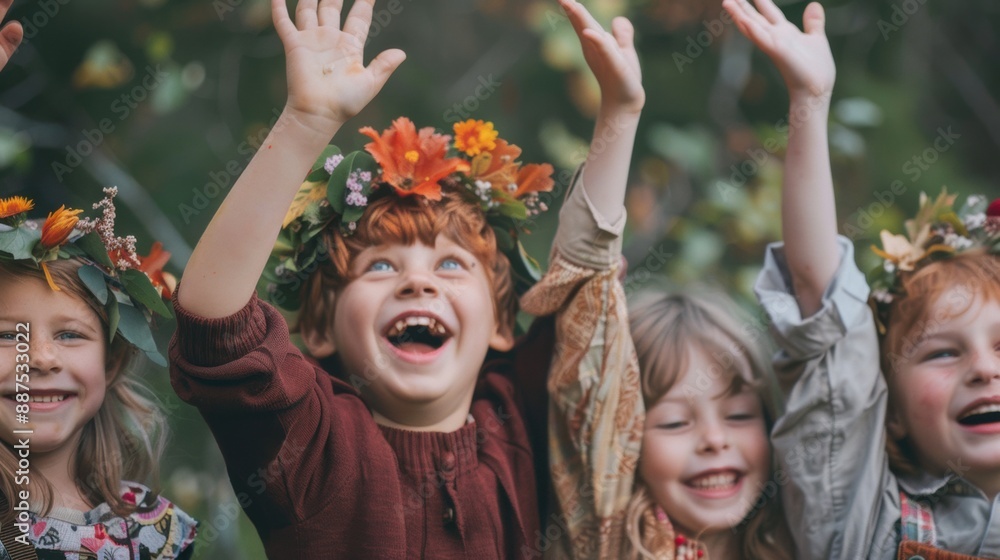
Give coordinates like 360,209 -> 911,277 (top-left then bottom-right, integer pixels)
723,0 -> 834,100
273,0 -> 406,132
560,0 -> 644,115
0,0 -> 23,72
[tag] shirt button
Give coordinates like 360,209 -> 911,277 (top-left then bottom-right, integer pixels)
441,452 -> 456,472
443,507 -> 455,523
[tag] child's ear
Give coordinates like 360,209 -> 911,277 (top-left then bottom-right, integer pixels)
489,321 -> 515,352
885,402 -> 908,441
302,327 -> 337,358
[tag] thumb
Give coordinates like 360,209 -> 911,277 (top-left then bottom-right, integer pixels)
367,48 -> 406,90
802,2 -> 826,35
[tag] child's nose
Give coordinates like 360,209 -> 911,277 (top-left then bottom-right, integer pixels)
396,270 -> 439,299
30,340 -> 62,375
697,419 -> 730,453
967,348 -> 1000,385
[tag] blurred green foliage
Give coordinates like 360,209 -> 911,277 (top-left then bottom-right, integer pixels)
1,0 -> 998,557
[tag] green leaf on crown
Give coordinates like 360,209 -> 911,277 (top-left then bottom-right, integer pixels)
307,145 -> 342,182
120,269 -> 172,318
117,302 -> 166,366
0,226 -> 37,260
78,264 -> 109,304
327,150 -> 377,215
74,232 -> 115,268
106,296 -> 120,345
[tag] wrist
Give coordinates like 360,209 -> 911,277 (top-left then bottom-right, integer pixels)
279,106 -> 346,144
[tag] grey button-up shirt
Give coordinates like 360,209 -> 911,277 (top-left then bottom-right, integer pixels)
755,237 -> 1000,560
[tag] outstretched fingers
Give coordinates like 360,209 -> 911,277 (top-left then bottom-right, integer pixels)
611,17 -> 639,68
271,0 -> 298,38
342,0 -> 375,44
724,0 -> 773,48
317,0 -> 343,27
295,0 -> 319,30
802,2 -> 826,35
747,0 -> 787,24
560,0 -> 605,40
367,48 -> 406,90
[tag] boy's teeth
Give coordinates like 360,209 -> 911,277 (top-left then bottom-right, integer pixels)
690,472 -> 737,489
31,395 -> 66,404
387,316 -> 448,338
962,403 -> 1000,419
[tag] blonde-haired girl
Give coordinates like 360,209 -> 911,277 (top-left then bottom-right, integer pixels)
0,190 -> 196,559
624,290 -> 792,560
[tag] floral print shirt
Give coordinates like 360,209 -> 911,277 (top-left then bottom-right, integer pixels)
28,482 -> 197,560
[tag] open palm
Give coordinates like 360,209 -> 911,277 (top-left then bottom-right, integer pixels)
561,0 -> 644,114
272,0 -> 405,130
724,0 -> 834,99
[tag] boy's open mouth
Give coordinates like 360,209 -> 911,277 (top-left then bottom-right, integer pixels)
384,315 -> 452,354
959,402 -> 1000,426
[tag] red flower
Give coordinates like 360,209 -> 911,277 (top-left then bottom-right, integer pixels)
360,117 -> 469,201
137,242 -> 175,299
987,198 -> 1000,217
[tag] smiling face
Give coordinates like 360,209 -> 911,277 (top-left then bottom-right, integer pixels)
640,346 -> 771,536
886,289 -> 1000,493
318,235 -> 511,430
0,271 -> 108,457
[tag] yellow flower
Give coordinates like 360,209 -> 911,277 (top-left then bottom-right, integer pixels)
0,196 -> 34,219
453,119 -> 498,157
873,225 -> 932,272
40,206 -> 83,250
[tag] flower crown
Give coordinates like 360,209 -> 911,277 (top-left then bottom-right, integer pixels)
0,188 -> 174,365
262,117 -> 555,310
868,189 -> 1000,334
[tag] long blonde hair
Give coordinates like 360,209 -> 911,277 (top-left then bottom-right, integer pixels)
0,259 -> 167,516
624,289 -> 792,560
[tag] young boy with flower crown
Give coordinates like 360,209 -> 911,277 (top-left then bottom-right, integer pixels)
728,0 -> 1000,558
168,0 -> 644,556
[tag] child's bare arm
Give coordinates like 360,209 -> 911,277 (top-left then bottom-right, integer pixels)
0,0 -> 22,72
725,0 -> 838,317
560,0 -> 643,223
178,0 -> 404,319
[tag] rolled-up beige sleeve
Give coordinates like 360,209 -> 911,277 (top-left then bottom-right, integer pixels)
521,166 -> 641,559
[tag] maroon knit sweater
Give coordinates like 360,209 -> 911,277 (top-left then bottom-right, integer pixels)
168,292 -> 552,559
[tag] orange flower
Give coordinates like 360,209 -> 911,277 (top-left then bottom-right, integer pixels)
138,241 -> 175,299
513,163 -> 555,198
39,206 -> 83,249
467,139 -> 522,188
467,140 -> 554,198
360,118 -> 469,201
453,119 -> 498,157
0,196 -> 34,219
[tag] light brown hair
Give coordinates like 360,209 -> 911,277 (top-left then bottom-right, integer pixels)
0,259 -> 166,516
624,290 -> 792,560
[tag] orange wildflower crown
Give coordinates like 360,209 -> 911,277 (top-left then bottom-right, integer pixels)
0,187 -> 175,365
264,117 -> 555,309
867,189 -> 1000,334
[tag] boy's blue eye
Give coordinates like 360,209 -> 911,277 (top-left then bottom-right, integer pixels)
57,332 -> 84,341
438,258 -> 462,271
0,332 -> 14,340
368,260 -> 394,273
